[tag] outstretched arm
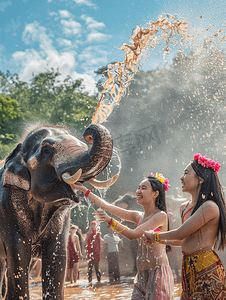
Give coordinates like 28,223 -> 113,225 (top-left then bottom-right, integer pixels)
94,209 -> 168,241
144,200 -> 219,243
71,182 -> 141,224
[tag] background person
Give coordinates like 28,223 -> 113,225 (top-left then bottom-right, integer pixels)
103,226 -> 121,282
67,225 -> 83,284
85,221 -> 102,284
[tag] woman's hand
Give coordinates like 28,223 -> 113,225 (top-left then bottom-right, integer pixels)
70,182 -> 88,194
143,230 -> 155,244
94,209 -> 111,224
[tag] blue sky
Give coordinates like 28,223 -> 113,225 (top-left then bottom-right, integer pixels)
1,0 -> 226,94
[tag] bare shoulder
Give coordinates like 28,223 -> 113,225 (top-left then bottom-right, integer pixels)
201,200 -> 220,214
154,210 -> 167,221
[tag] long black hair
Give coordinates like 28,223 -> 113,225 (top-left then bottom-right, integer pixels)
147,175 -> 171,252
147,175 -> 167,213
191,159 -> 226,250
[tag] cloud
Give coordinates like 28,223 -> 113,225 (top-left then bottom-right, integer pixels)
5,19 -> 21,36
22,21 -> 54,51
57,38 -> 72,47
86,32 -> 111,43
60,19 -> 82,37
73,0 -> 96,7
0,44 -> 6,65
81,14 -> 105,30
12,48 -> 97,95
71,71 -> 98,94
6,7 -> 111,95
0,1 -> 11,12
58,10 -> 73,19
78,46 -> 110,71
12,48 -> 77,80
48,11 -> 57,17
80,14 -> 111,44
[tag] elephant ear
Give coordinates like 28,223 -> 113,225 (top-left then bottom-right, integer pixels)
3,143 -> 31,191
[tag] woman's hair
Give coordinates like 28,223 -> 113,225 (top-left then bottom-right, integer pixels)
147,175 -> 171,252
147,175 -> 167,213
191,160 -> 226,250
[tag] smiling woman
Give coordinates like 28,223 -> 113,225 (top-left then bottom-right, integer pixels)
144,153 -> 226,300
72,173 -> 174,299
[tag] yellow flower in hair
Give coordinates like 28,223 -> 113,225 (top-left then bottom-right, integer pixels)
149,172 -> 170,191
156,173 -> 165,184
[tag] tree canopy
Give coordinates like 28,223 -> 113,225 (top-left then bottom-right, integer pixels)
0,69 -> 98,159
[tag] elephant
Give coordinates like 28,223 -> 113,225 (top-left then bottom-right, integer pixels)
0,123 -> 118,299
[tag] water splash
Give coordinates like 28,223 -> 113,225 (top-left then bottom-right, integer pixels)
92,14 -> 192,125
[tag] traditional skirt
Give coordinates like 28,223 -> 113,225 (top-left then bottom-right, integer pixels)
181,249 -> 226,300
131,265 -> 174,300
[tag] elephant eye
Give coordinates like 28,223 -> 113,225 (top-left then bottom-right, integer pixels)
43,148 -> 49,154
41,145 -> 52,156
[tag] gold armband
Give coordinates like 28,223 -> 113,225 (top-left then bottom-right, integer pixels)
116,226 -> 128,233
92,196 -> 100,205
153,232 -> 161,243
110,218 -> 120,231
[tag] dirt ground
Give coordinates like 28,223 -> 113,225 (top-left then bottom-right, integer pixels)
29,259 -> 182,299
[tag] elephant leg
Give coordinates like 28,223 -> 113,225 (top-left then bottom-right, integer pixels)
0,258 -> 6,300
42,216 -> 70,300
5,234 -> 31,300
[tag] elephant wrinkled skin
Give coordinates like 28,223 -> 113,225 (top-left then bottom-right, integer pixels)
0,123 -> 117,299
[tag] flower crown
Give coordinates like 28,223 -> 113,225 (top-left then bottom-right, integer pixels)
149,173 -> 170,191
193,153 -> 221,173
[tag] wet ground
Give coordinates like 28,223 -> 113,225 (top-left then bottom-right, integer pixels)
29,261 -> 182,299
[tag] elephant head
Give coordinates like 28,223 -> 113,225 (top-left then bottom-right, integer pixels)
3,123 -> 118,203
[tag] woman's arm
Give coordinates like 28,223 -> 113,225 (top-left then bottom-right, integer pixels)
71,182 -> 141,224
144,235 -> 184,247
94,209 -> 168,241
74,235 -> 83,258
84,231 -> 90,245
145,200 -> 219,242
77,229 -> 86,244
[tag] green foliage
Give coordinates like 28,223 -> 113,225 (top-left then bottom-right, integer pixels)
0,94 -> 21,144
0,69 -> 99,159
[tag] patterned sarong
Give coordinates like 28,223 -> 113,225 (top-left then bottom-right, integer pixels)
131,265 -> 174,300
181,249 -> 226,300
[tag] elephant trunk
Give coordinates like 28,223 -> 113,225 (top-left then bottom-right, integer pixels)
56,124 -> 116,187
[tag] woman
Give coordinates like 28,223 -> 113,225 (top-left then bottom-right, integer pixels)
72,173 -> 174,299
67,225 -> 83,284
144,153 -> 226,299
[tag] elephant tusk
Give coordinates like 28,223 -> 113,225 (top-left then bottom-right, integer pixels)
87,174 -> 119,189
62,168 -> 82,184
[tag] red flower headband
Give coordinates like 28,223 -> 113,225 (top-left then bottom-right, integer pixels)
149,173 -> 170,191
193,153 -> 221,173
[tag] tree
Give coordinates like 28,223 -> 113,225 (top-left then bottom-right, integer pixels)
0,69 -> 99,159
0,94 -> 21,144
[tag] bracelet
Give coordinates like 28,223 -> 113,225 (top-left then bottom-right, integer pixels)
85,189 -> 91,197
108,218 -> 113,226
153,232 -> 161,243
116,226 -> 128,233
110,218 -> 120,231
92,196 -> 100,205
